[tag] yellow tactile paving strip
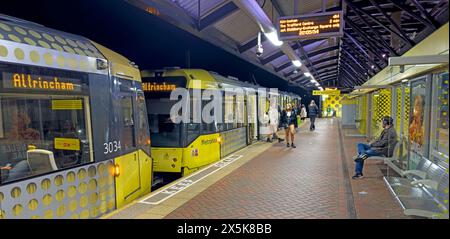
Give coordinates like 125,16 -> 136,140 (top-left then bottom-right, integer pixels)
102,140 -> 274,219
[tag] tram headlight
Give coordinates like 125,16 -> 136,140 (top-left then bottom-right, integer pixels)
217,137 -> 222,144
114,164 -> 120,177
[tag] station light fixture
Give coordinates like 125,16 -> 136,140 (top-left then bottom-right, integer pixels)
304,72 -> 312,77
382,53 -> 387,58
293,70 -> 298,74
314,82 -> 320,86
265,31 -> 283,46
310,78 -> 317,83
371,65 -> 375,69
292,60 -> 302,67
401,79 -> 409,83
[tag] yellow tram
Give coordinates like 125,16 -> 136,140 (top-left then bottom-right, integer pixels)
141,68 -> 302,183
141,69 -> 259,179
0,15 -> 152,219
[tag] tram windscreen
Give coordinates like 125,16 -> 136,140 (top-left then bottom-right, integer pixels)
0,95 -> 92,183
143,76 -> 187,147
0,63 -> 92,184
146,100 -> 182,147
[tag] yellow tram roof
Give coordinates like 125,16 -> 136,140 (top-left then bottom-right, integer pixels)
141,68 -> 218,89
141,68 -> 260,90
0,14 -> 140,81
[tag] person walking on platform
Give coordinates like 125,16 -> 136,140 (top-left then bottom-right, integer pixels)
308,100 -> 319,131
300,104 -> 307,121
352,116 -> 398,179
281,103 -> 297,148
268,104 -> 284,143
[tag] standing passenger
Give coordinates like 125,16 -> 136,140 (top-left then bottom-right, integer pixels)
280,103 -> 297,148
268,104 -> 284,143
308,100 -> 319,131
300,104 -> 307,121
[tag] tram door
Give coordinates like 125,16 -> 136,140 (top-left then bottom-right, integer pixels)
114,87 -> 152,208
247,93 -> 258,144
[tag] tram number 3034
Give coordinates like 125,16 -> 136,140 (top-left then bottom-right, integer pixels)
103,141 -> 122,154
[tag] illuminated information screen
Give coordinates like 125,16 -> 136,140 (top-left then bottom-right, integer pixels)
278,11 -> 343,40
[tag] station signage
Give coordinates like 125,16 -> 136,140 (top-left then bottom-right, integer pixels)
313,89 -> 341,95
278,11 -> 343,41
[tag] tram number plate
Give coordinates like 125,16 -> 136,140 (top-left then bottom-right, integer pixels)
103,141 -> 121,154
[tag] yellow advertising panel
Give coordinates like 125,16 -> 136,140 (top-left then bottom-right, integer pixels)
52,99 -> 83,110
313,89 -> 340,95
54,138 -> 80,151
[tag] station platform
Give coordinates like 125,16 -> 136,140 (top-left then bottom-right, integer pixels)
104,118 -> 409,219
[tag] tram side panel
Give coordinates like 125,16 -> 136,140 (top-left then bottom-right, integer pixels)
0,17 -> 152,218
88,74 -> 152,209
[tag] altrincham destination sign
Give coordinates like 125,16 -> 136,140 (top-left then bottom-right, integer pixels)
278,11 -> 343,41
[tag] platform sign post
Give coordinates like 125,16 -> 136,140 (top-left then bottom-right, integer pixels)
277,11 -> 343,41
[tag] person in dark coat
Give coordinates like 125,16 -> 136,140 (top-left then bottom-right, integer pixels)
308,100 -> 319,131
280,103 -> 298,148
352,116 -> 398,179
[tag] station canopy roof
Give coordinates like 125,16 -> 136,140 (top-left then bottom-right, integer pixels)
126,0 -> 448,92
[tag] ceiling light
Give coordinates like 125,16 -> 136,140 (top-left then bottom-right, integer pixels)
293,70 -> 298,74
310,79 -> 317,83
292,60 -> 302,67
265,31 -> 283,46
304,72 -> 312,77
371,65 -> 375,69
401,79 -> 408,83
315,83 -> 320,86
382,53 -> 387,58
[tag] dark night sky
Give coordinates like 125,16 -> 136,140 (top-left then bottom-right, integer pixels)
1,0 -> 318,103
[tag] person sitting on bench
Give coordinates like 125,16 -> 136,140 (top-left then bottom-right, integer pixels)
352,116 -> 398,179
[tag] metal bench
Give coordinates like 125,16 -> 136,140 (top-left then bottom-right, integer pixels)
363,140 -> 400,169
383,138 -> 409,176
384,156 -> 433,185
383,158 -> 449,218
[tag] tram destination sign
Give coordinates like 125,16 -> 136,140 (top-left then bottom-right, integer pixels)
278,11 -> 343,41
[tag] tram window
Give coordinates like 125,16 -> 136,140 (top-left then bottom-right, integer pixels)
0,95 -> 92,184
224,94 -> 235,130
185,94 -> 200,145
0,101 -> 3,138
119,94 -> 135,150
235,94 -> 245,128
147,99 -> 182,147
149,114 -> 181,147
430,72 -> 449,162
116,78 -> 136,151
201,98 -> 218,134
137,91 -> 151,154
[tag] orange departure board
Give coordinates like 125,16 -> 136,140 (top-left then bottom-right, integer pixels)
278,11 -> 343,40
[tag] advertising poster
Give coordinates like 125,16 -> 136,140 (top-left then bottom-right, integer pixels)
409,79 -> 428,159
